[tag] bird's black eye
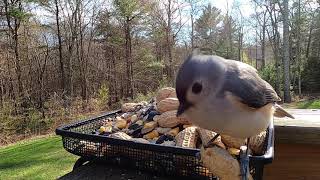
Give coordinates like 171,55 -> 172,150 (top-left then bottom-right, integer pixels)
192,82 -> 202,94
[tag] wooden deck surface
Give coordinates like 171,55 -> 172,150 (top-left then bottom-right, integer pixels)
265,109 -> 320,179
264,143 -> 320,180
274,109 -> 320,145
60,109 -> 320,180
274,109 -> 320,128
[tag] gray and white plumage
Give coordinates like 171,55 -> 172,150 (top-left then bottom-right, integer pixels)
176,55 -> 293,139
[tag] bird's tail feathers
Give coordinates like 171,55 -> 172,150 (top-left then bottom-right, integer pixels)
274,104 -> 294,119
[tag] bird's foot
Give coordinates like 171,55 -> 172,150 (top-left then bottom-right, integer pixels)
203,133 -> 220,148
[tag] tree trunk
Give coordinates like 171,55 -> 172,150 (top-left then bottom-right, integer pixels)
4,0 -> 23,99
306,14 -> 314,59
125,22 -> 129,99
125,17 -> 134,99
166,0 -> 174,85
266,2 -> 281,96
112,48 -> 118,102
0,78 -> 3,108
39,37 -> 49,118
297,0 -> 302,96
38,71 -> 45,118
255,27 -> 258,69
13,24 -> 23,97
120,71 -> 124,99
261,11 -> 266,68
76,3 -> 88,108
54,0 -> 65,94
283,0 -> 291,103
238,28 -> 242,62
191,12 -> 194,50
129,23 -> 134,99
4,0 -> 25,112
64,0 -> 81,106
7,61 -> 18,114
4,37 -> 17,114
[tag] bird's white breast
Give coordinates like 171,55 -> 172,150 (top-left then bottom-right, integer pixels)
185,94 -> 274,138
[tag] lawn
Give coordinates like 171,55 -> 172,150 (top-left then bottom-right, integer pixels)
0,135 -> 77,180
297,99 -> 320,109
282,98 -> 320,109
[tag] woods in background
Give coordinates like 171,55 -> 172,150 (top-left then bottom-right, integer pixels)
0,0 -> 320,143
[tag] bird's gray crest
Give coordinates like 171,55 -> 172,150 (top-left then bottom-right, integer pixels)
176,55 -> 225,116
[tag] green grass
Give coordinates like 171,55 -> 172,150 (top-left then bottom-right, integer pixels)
0,136 -> 77,180
297,99 -> 320,109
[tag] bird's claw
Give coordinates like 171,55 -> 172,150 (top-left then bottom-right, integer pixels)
203,133 -> 220,148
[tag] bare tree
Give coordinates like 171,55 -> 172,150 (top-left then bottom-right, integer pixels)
4,0 -> 23,99
152,0 -> 187,85
296,0 -> 302,96
186,0 -> 203,50
264,1 -> 281,95
283,0 -> 291,103
164,0 -> 174,84
54,0 -> 65,98
253,2 -> 267,68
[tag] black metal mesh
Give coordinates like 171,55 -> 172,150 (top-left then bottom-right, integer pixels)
57,111 -> 273,180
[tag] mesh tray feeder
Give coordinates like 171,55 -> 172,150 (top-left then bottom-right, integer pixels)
56,110 -> 274,180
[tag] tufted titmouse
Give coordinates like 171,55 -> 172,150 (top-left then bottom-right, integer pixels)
175,54 -> 294,139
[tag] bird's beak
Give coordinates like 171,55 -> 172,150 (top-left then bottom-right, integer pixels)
176,102 -> 191,117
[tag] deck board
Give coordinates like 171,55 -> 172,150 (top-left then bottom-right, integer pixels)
274,109 -> 320,128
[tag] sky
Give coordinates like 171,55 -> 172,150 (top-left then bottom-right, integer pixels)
176,0 -> 257,45
32,0 -> 255,25
29,0 -> 320,47
31,0 -> 258,44
209,0 -> 254,18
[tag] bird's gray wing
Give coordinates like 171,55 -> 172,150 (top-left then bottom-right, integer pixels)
219,60 -> 281,109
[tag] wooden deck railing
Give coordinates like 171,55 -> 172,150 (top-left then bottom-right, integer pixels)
264,109 -> 320,180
